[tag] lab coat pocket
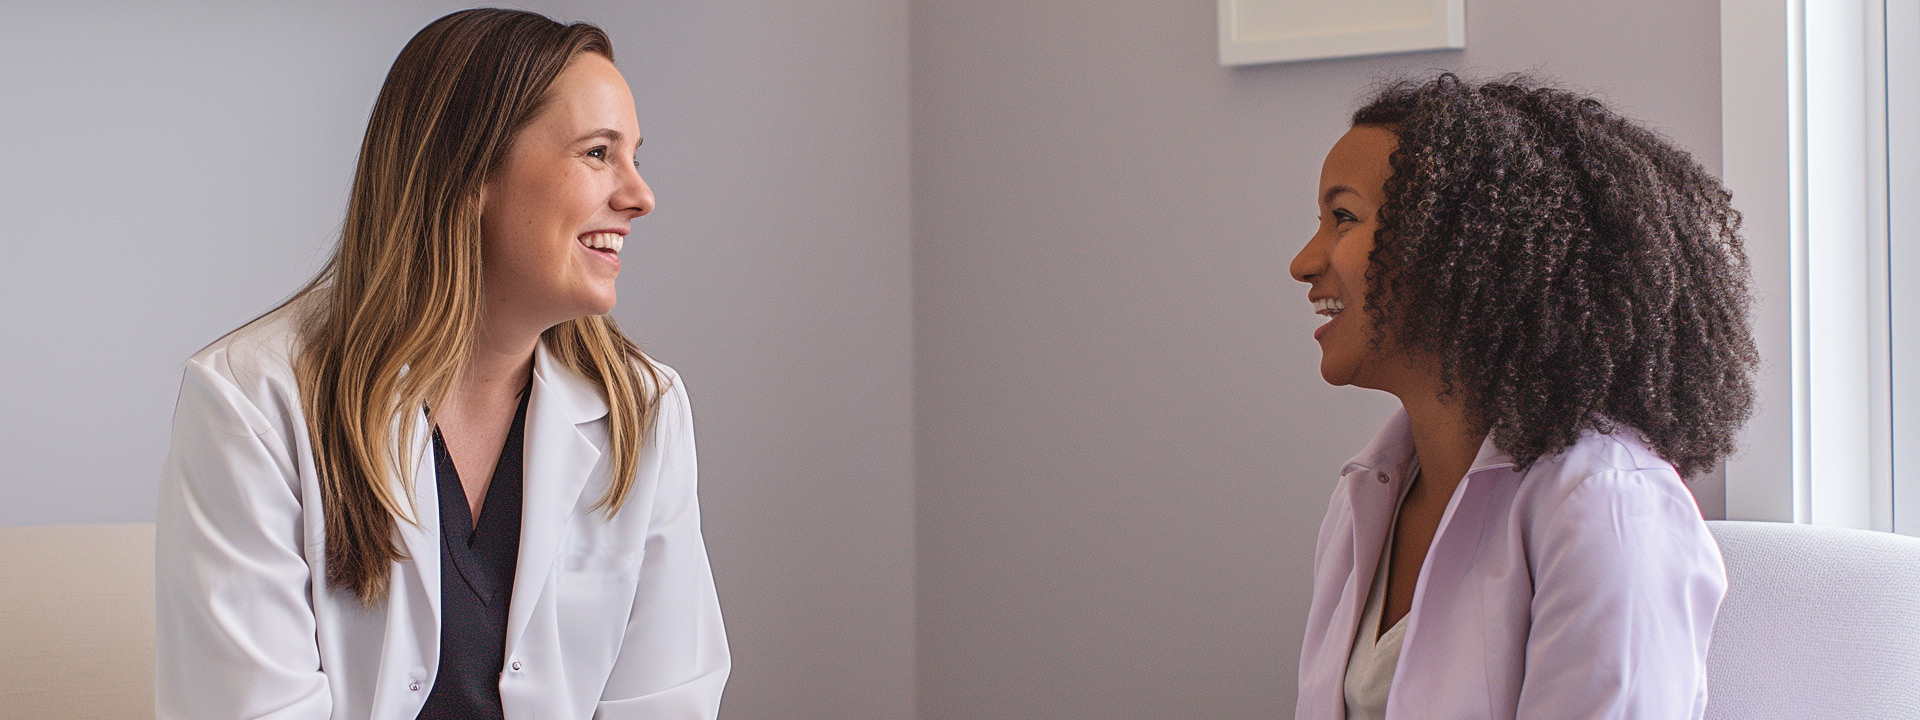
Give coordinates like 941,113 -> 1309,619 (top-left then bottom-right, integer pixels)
555,550 -> 644,669
558,550 -> 641,576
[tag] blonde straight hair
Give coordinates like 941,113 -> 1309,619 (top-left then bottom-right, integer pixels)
288,9 -> 664,605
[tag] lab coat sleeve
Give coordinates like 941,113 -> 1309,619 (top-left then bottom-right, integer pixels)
1515,469 -> 1726,719
594,374 -> 731,718
155,359 -> 332,719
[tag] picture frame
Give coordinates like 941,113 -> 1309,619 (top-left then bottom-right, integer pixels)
1218,0 -> 1465,67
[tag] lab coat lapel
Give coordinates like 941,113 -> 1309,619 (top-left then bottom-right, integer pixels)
506,342 -> 608,654
392,410 -> 443,656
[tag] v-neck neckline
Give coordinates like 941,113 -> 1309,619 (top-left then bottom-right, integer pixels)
429,379 -> 533,533
427,381 -> 531,605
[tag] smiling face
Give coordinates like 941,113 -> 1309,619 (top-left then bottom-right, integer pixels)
1290,124 -> 1399,388
479,53 -> 652,336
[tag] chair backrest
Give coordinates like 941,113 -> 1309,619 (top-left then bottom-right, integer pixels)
1704,520 -> 1920,719
0,522 -> 155,720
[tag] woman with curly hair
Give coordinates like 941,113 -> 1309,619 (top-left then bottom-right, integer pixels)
1290,73 -> 1755,719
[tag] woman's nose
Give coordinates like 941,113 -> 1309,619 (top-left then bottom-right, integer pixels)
1290,235 -> 1326,284
615,165 -> 655,218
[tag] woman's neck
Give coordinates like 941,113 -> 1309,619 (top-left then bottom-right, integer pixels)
1378,363 -> 1486,489
1397,388 -> 1485,488
445,320 -> 540,415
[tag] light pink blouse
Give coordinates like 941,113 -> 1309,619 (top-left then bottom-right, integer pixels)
1295,411 -> 1726,719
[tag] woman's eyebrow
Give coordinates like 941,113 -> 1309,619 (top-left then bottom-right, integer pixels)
576,128 -> 625,144
1322,185 -> 1360,205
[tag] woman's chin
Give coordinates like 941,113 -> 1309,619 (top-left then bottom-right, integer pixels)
547,294 -> 617,325
1318,356 -> 1360,387
579,287 -> 618,317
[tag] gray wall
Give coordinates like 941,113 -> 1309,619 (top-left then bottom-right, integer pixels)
909,0 -> 1724,717
0,2 -> 913,719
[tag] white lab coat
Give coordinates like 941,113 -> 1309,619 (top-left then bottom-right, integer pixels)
155,302 -> 729,719
1295,410 -> 1726,719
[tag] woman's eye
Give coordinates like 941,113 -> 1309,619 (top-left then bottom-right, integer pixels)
586,146 -> 608,160
1333,209 -> 1358,224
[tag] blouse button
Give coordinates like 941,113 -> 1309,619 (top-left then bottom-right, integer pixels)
1376,471 -> 1390,484
409,682 -> 421,692
511,660 -> 523,671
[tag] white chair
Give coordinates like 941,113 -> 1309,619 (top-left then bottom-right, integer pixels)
0,522 -> 155,719
1705,520 -> 1920,719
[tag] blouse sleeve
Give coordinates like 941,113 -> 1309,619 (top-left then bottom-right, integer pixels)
593,373 -> 731,718
155,359 -> 333,719
1515,468 -> 1727,719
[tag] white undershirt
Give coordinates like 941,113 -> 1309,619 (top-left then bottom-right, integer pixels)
1344,462 -> 1417,720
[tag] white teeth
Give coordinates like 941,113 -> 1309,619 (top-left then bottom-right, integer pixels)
582,232 -> 623,254
1314,298 -> 1345,316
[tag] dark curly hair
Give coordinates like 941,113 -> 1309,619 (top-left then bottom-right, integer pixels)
1351,73 -> 1757,477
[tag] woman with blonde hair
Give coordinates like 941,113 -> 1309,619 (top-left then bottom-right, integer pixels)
156,9 -> 727,718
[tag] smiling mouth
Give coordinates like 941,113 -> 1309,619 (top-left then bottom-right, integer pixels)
580,232 -> 624,255
1314,297 -> 1346,317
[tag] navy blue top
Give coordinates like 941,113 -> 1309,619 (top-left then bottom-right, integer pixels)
417,385 -> 529,720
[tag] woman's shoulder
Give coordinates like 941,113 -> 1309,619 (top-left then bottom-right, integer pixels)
645,357 -> 685,396
642,358 -> 692,436
1550,426 -> 1677,479
1507,425 -> 1725,599
193,300 -> 305,374
1513,425 -> 1703,522
179,296 -> 314,425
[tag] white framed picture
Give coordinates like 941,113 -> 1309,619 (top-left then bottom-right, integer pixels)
1218,0 -> 1465,67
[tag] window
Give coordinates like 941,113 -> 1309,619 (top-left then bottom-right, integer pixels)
1888,0 -> 1918,534
1722,0 -> 1915,535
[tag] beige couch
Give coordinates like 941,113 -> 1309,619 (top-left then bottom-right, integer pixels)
0,522 -> 154,719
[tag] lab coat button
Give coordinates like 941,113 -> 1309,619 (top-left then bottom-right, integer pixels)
1376,472 -> 1390,484
511,660 -> 523,671
409,682 -> 421,692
